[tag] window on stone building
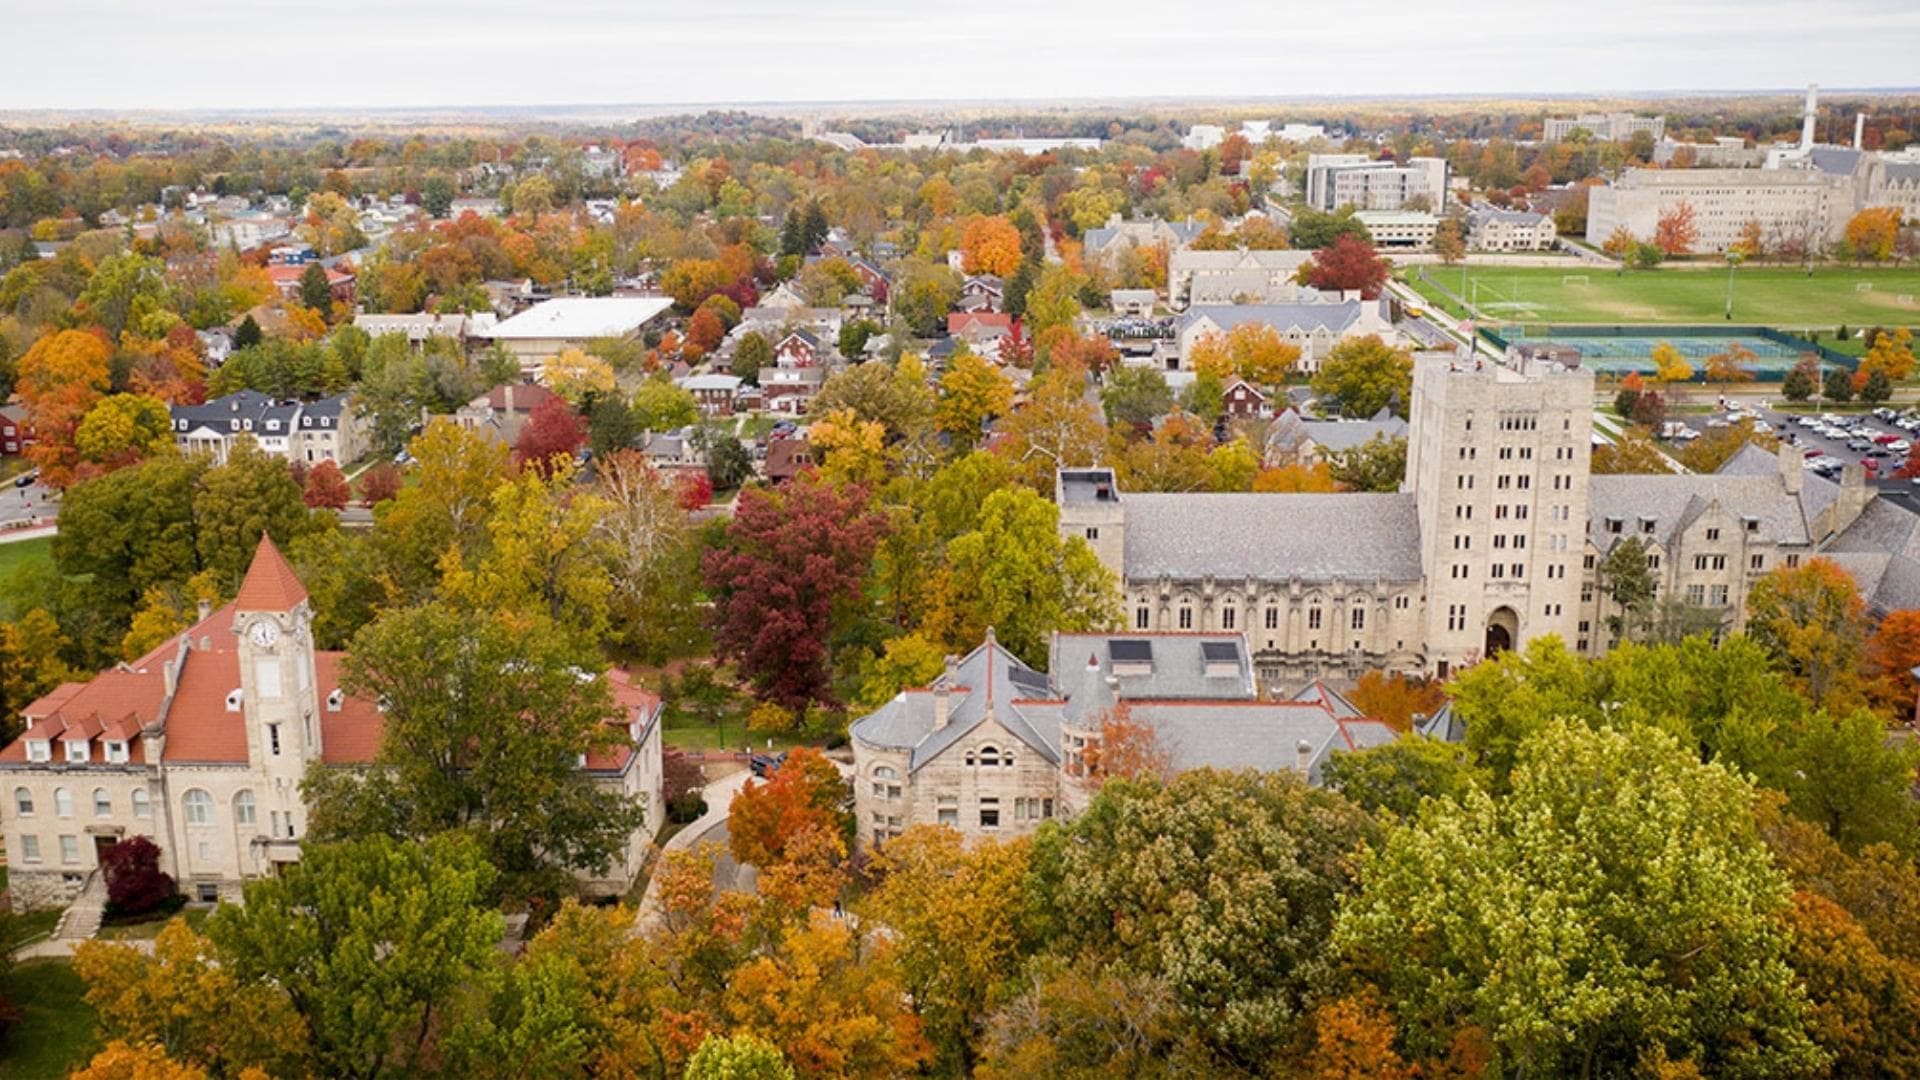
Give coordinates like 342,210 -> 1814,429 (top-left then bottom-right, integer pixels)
132,789 -> 151,818
105,741 -> 128,764
1706,528 -> 1721,541
1687,584 -> 1706,605
1135,606 -> 1150,629
18,835 -> 39,862
234,791 -> 257,826
1351,608 -> 1365,630
92,789 -> 110,817
1308,608 -> 1322,630
978,798 -> 1000,829
976,745 -> 1001,768
53,788 -> 72,818
1709,585 -> 1729,607
1751,554 -> 1765,571
1786,554 -> 1800,568
183,789 -> 213,826
59,835 -> 79,864
1266,607 -> 1279,629
1178,607 -> 1192,629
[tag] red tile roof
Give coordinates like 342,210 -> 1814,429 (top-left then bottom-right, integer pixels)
315,652 -> 384,764
234,534 -> 308,612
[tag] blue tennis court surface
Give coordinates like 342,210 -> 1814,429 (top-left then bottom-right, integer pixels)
1491,326 -> 1838,381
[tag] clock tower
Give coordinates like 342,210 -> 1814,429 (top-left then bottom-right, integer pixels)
233,534 -> 323,833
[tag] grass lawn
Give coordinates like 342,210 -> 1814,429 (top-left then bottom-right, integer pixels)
0,535 -> 54,582
0,961 -> 101,1080
1406,265 -> 1920,329
97,907 -> 211,941
661,721 -> 810,754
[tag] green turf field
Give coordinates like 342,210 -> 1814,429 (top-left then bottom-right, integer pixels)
1407,265 -> 1920,329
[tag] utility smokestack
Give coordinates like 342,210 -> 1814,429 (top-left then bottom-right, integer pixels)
1855,112 -> 1866,151
1801,84 -> 1819,151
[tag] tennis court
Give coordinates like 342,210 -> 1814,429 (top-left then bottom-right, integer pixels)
1491,326 -> 1841,381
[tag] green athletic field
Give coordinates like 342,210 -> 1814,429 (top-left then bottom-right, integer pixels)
1406,265 -> 1920,329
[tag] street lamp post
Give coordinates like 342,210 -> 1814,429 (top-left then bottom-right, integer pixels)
1724,249 -> 1744,321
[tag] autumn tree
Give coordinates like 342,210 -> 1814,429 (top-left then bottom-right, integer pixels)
301,460 -> 350,510
513,395 -> 587,474
1185,323 -> 1301,387
1650,340 -> 1693,384
864,826 -> 1034,1071
1325,434 -> 1407,492
1432,218 -> 1466,265
703,473 -> 888,708
1079,703 -> 1173,783
1845,207 -> 1902,262
1654,200 -> 1699,255
960,215 -> 1023,277
1860,326 -> 1915,383
1336,721 -> 1823,1075
1781,354 -> 1819,401
995,367 -> 1107,490
17,327 -> 113,486
1310,335 -> 1413,417
936,350 -> 1015,453
541,348 -> 616,403
1254,461 -> 1340,492
1295,234 -> 1390,298
1746,558 -> 1870,709
728,747 -> 850,868
74,393 -> 173,470
1704,340 -> 1757,384
732,330 -> 772,384
1346,670 -> 1445,731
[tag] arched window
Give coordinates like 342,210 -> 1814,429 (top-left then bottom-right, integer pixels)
183,789 -> 213,825
233,791 -> 257,827
53,787 -> 73,818
13,787 -> 32,816
131,789 -> 151,819
873,766 -> 898,781
92,788 -> 111,817
977,745 -> 1001,768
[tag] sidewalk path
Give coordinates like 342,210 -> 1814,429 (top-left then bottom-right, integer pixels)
633,768 -> 754,932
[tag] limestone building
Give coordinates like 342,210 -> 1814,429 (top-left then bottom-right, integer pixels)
1543,113 -> 1666,143
847,631 -> 1395,846
1584,168 -> 1845,253
1304,155 -> 1449,212
1060,350 -> 1896,682
0,537 -> 664,910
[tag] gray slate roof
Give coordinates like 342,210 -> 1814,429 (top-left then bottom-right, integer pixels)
1178,301 -> 1368,335
1122,492 -> 1424,582
1586,475 -> 1815,550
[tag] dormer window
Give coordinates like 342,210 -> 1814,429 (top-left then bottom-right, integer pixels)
65,740 -> 88,763
26,739 -> 50,763
105,741 -> 129,764
226,688 -> 244,712
326,688 -> 344,712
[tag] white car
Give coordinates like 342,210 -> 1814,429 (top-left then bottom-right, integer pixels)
1894,440 -> 1912,454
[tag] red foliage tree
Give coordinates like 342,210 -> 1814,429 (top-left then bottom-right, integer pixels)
1655,201 -> 1699,256
359,462 -> 403,505
101,835 -> 177,918
513,396 -> 587,475
701,474 -> 889,709
302,460 -> 351,509
1297,234 -> 1390,299
675,470 -> 713,510
728,747 -> 849,868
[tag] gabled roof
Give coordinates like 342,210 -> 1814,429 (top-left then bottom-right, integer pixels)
234,534 -> 308,612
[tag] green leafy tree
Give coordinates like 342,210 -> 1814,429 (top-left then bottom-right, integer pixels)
932,487 -> 1120,666
685,1033 -> 797,1080
936,351 -> 1014,453
732,331 -> 772,385
1324,434 -> 1406,492
79,252 -> 173,339
299,262 -> 333,312
1309,335 -> 1412,418
1320,737 -> 1486,821
1101,365 -> 1174,430
1027,770 -> 1374,1070
306,602 -> 644,902
702,429 -> 754,491
55,454 -> 206,630
1598,536 -> 1656,641
192,437 -> 317,589
1335,721 -> 1824,1076
631,377 -> 699,433
1823,366 -> 1855,403
206,834 -> 504,1079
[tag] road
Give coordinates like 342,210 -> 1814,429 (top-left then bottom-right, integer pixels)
0,480 -> 55,528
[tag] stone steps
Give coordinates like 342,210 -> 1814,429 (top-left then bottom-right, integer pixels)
54,871 -> 105,941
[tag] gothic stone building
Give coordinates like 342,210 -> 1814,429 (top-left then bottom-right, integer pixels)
0,536 -> 664,910
1061,350 -> 1896,684
847,630 -> 1395,847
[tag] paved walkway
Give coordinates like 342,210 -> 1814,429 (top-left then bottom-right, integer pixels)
633,768 -> 754,932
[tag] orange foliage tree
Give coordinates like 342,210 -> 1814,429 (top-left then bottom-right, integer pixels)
1254,462 -> 1339,493
1865,608 -> 1920,716
960,215 -> 1023,277
728,747 -> 849,868
18,328 -> 114,487
1654,201 -> 1698,256
1347,670 -> 1448,732
1304,991 -> 1414,1080
1079,703 -> 1172,783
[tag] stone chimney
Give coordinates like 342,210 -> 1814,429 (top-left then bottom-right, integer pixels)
933,655 -> 958,731
197,598 -> 213,624
1295,738 -> 1314,776
1778,441 -> 1802,495
1835,461 -> 1874,535
1855,112 -> 1867,151
503,382 -> 516,416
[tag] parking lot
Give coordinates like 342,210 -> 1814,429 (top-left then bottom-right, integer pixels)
1662,401 -> 1920,495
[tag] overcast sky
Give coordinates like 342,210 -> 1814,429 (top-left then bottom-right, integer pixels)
6,0 -> 1917,112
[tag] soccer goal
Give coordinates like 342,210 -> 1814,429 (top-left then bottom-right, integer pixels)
1899,294 -> 1915,307
1856,282 -> 1875,293
1561,274 -> 1590,286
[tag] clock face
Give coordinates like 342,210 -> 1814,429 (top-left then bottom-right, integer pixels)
249,620 -> 279,647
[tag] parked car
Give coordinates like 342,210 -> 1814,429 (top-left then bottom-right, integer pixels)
749,751 -> 788,778
1875,433 -> 1902,445
12,470 -> 36,489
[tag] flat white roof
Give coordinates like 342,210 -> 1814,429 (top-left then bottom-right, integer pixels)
486,297 -> 673,340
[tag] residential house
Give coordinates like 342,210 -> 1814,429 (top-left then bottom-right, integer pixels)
171,391 -> 369,466
1110,289 -> 1157,317
1263,407 -> 1409,466
264,263 -> 356,307
1168,249 -> 1318,308
1222,378 -> 1272,421
450,382 -> 566,446
641,431 -> 705,473
1,405 -> 31,457
0,535 -> 665,909
958,276 -> 1004,313
1174,300 -> 1399,375
848,630 -> 1396,845
764,437 -> 814,483
947,312 -> 1015,360
680,374 -> 743,418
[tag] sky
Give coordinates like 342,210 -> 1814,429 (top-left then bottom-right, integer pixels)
5,0 -> 1918,112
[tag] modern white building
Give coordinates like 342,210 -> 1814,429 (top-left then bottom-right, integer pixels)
1354,210 -> 1439,251
1543,113 -> 1667,143
1305,155 -> 1449,212
484,297 -> 674,371
1466,207 -> 1559,251
1585,168 -> 1845,253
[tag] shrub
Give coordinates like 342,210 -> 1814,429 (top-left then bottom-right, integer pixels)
101,836 -> 177,919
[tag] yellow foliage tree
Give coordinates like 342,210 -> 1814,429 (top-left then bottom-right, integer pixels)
936,351 -> 1014,453
1187,324 -> 1300,388
1846,207 -> 1902,262
959,215 -> 1023,277
1861,328 -> 1916,384
1253,462 -> 1339,492
809,407 -> 890,487
541,348 -> 617,403
1650,341 -> 1693,384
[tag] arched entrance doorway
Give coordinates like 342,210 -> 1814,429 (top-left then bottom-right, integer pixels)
1485,606 -> 1518,657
